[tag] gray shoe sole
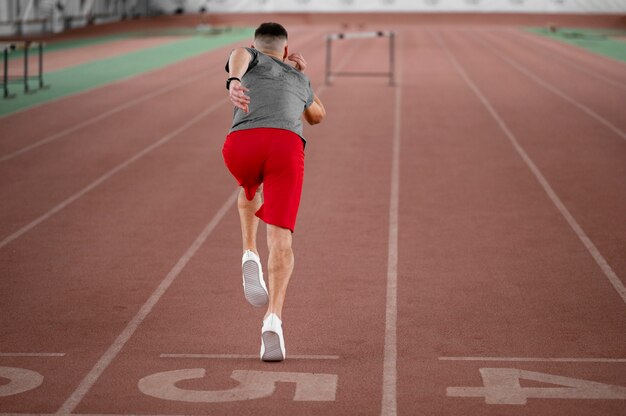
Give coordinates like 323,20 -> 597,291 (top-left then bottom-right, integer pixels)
261,331 -> 284,362
243,259 -> 268,307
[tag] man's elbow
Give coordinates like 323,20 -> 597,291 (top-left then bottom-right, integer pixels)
307,114 -> 324,125
306,109 -> 326,125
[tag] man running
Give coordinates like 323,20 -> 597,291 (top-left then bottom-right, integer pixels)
222,22 -> 325,361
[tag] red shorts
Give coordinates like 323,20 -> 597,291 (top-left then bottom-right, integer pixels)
222,128 -> 305,232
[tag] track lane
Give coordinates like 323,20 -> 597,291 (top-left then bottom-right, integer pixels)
500,29 -> 626,91
0,70 -> 209,163
510,29 -> 626,84
0,80 -> 231,242
0,27 -> 330,412
1,18 -> 624,415
61,32 -> 397,415
394,28 -> 626,416
0,103 -> 238,411
441,30 -> 626,286
475,30 -> 626,136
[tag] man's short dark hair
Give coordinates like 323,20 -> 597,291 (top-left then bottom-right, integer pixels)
255,22 -> 288,40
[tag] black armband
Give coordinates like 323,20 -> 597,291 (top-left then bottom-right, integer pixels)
226,77 -> 241,90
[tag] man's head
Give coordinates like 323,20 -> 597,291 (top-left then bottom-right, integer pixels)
253,22 -> 288,59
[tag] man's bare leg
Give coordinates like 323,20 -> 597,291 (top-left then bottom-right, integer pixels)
238,186 -> 262,256
239,186 -> 269,308
265,224 -> 294,319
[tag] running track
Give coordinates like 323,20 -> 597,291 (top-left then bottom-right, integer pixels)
0,17 -> 625,415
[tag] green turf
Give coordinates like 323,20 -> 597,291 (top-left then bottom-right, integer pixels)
527,27 -> 626,63
6,27 -> 239,60
6,33 -> 134,61
0,28 -> 253,116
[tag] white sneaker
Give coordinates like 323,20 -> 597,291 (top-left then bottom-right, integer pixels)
241,250 -> 269,307
260,313 -> 286,362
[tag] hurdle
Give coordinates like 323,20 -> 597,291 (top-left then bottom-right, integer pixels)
2,43 -> 16,99
325,30 -> 396,86
1,39 -> 49,99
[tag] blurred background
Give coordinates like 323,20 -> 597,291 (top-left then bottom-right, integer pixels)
1,0 -> 625,37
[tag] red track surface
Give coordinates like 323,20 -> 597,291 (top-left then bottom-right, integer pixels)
0,14 -> 625,415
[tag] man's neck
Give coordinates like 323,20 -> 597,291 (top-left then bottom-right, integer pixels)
259,49 -> 284,61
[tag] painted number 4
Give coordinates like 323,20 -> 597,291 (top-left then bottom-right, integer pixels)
447,368 -> 626,405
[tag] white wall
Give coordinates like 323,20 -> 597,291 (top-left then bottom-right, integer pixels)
0,0 -> 141,24
160,0 -> 626,14
0,0 -> 142,36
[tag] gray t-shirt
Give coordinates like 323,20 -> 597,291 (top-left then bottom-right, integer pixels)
226,48 -> 314,142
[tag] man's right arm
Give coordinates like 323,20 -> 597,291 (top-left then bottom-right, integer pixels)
227,48 -> 252,79
227,48 -> 253,112
303,94 -> 325,125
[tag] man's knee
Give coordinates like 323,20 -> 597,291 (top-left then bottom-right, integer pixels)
267,225 -> 292,253
238,192 -> 249,206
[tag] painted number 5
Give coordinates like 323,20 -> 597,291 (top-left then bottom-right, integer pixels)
447,368 -> 626,405
0,366 -> 43,397
139,368 -> 338,402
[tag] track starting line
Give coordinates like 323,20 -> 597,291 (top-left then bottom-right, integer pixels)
2,351 -> 626,407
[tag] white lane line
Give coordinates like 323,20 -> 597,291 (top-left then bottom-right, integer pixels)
0,71 -> 210,163
504,29 -> 626,91
381,34 -> 402,416
160,353 -> 340,360
471,31 -> 626,142
435,32 -> 626,305
56,189 -> 239,414
0,352 -> 65,357
0,98 -> 228,250
440,356 -> 626,363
